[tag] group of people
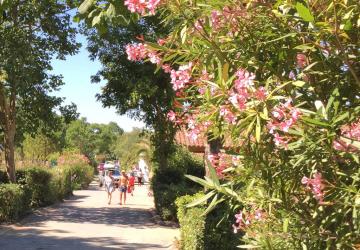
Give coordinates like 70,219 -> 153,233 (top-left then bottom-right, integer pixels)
104,169 -> 144,205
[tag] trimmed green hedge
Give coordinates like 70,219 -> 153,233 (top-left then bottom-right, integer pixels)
176,194 -> 206,250
0,164 -> 94,223
176,193 -> 241,250
0,184 -> 28,222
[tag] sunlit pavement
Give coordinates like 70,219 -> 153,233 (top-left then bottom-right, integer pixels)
0,181 -> 179,250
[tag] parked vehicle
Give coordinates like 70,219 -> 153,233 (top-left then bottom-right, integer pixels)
98,161 -> 121,187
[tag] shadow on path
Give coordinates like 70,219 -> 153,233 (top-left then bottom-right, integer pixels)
0,227 -> 171,250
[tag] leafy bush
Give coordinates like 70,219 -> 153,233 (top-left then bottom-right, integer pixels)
176,193 -> 240,250
50,167 -> 72,200
68,164 -> 94,190
18,167 -> 55,207
152,146 -> 204,221
176,194 -> 206,250
0,184 -> 28,222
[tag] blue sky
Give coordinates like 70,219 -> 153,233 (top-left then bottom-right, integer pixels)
51,35 -> 145,132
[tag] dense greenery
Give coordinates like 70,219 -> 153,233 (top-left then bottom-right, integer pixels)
0,163 -> 93,222
78,0 -> 360,248
176,193 -> 240,250
0,0 -> 79,182
152,147 -> 204,221
77,0 -> 176,169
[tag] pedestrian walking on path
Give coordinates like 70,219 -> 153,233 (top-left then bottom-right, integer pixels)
118,170 -> 128,205
128,172 -> 135,196
104,170 -> 115,205
137,169 -> 143,186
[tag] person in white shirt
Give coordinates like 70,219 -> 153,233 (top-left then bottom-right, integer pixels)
104,171 -> 115,205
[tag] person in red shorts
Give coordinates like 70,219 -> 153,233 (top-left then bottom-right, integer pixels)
128,173 -> 135,196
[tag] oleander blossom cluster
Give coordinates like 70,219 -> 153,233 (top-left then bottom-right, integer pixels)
194,6 -> 248,36
124,0 -> 161,15
170,62 -> 193,91
233,209 -> 264,233
267,99 -> 302,149
301,173 -> 324,203
207,153 -> 234,179
333,119 -> 360,152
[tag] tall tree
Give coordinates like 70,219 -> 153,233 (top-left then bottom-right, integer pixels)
78,1 -> 176,168
0,1 -> 79,182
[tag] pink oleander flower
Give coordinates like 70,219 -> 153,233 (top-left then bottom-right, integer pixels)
198,87 -> 206,95
211,10 -> 222,29
274,133 -> 288,149
232,155 -> 241,166
228,92 -> 247,110
296,53 -> 307,68
333,119 -> 360,152
207,153 -> 219,166
187,127 -> 201,141
157,38 -> 166,46
202,120 -> 212,129
170,62 -> 193,91
194,19 -> 204,31
125,43 -> 148,61
289,71 -> 296,80
254,209 -> 263,220
148,51 -> 161,65
272,107 -> 286,120
219,106 -> 237,124
200,69 -> 211,81
235,69 -> 255,88
124,0 -> 161,15
167,110 -> 176,122
161,64 -> 172,73
254,86 -> 267,101
302,173 -> 324,203
124,0 -> 147,15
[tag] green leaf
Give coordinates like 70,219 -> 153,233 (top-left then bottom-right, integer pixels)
283,218 -> 289,232
238,245 -> 261,249
186,190 -> 215,208
180,25 -> 187,44
256,115 -> 261,142
202,195 -> 225,216
106,4 -> 116,18
207,163 -> 220,187
92,12 -> 102,26
296,2 -> 314,22
78,0 -> 94,15
292,80 -> 306,87
185,174 -> 214,189
294,44 -> 316,51
301,117 -> 330,128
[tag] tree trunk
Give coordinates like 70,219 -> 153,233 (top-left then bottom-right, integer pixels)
4,128 -> 16,182
0,79 -> 17,183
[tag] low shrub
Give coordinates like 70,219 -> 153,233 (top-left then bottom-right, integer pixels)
0,164 -> 93,223
0,184 -> 28,222
176,193 -> 241,250
176,194 -> 206,250
68,164 -> 94,190
19,167 -> 54,207
50,167 -> 72,200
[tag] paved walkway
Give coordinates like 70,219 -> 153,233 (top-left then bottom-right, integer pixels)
0,182 -> 179,250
